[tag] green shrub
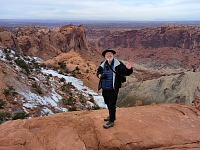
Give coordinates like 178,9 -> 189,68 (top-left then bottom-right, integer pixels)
0,99 -> 7,109
71,70 -> 76,77
58,70 -> 64,74
67,82 -> 75,89
3,48 -> 11,54
0,112 -> 11,124
68,106 -> 77,111
62,96 -> 76,106
60,77 -> 66,82
75,66 -> 80,71
58,61 -> 66,69
5,54 -> 12,61
12,112 -> 29,120
40,63 -> 47,68
91,105 -> 100,110
61,85 -> 66,91
33,62 -> 40,69
64,68 -> 69,74
3,86 -> 18,97
89,97 -> 95,103
79,94 -> 86,104
86,69 -> 89,73
15,58 -> 30,74
32,82 -> 43,94
46,75 -> 50,82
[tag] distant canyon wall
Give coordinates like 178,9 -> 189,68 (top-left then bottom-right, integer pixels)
90,26 -> 200,49
1,24 -> 200,68
86,25 -> 200,69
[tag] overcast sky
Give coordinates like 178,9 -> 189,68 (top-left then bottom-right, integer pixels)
0,0 -> 199,21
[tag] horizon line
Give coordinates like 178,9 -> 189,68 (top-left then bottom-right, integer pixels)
0,19 -> 200,22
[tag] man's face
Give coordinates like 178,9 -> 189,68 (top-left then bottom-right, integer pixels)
105,52 -> 114,61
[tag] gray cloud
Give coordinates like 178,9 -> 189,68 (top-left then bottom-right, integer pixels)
0,0 -> 199,20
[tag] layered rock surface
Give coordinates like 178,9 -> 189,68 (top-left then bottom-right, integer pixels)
14,24 -> 88,60
87,25 -> 200,70
0,103 -> 200,150
0,28 -> 20,53
0,24 -> 101,63
118,66 -> 200,107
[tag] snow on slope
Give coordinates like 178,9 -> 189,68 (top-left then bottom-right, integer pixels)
0,47 -> 106,117
42,69 -> 106,108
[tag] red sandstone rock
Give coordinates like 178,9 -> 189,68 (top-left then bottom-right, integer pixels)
0,103 -> 200,150
87,25 -> 200,69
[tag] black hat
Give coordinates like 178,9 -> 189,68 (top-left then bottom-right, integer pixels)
102,48 -> 116,57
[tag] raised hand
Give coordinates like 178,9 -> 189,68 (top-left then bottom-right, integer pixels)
126,59 -> 133,69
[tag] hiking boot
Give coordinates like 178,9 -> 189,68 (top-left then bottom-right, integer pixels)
103,121 -> 114,129
104,116 -> 110,122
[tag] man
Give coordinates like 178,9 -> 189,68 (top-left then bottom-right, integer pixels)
97,48 -> 133,129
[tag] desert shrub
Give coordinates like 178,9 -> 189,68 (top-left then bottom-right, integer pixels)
61,85 -> 67,91
62,96 -> 76,106
0,112 -> 11,124
46,75 -> 50,82
67,82 -> 75,89
71,70 -> 76,77
60,77 -> 66,82
60,83 -> 75,92
3,48 -> 11,54
5,54 -> 12,61
15,58 -> 30,74
64,68 -> 69,74
32,82 -> 43,94
58,61 -> 66,69
90,105 -> 100,110
12,112 -> 29,120
33,62 -> 40,69
86,69 -> 89,73
40,63 -> 47,69
134,99 -> 143,106
89,97 -> 95,103
75,66 -> 80,71
79,94 -> 87,104
3,86 -> 18,97
58,70 -> 64,74
0,99 -> 7,109
68,106 -> 77,111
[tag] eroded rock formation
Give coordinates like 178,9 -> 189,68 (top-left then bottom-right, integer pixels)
0,104 -> 200,150
87,25 -> 200,69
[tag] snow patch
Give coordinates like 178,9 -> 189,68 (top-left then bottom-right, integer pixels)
42,69 -> 106,108
40,107 -> 54,116
20,90 -> 64,112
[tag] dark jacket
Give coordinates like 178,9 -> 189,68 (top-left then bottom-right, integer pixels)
97,58 -> 133,91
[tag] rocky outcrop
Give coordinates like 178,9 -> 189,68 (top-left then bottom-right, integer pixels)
0,48 -> 101,119
118,70 -> 200,107
14,24 -> 88,60
44,51 -> 99,91
0,28 -> 20,52
0,24 -> 91,60
0,103 -> 200,150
